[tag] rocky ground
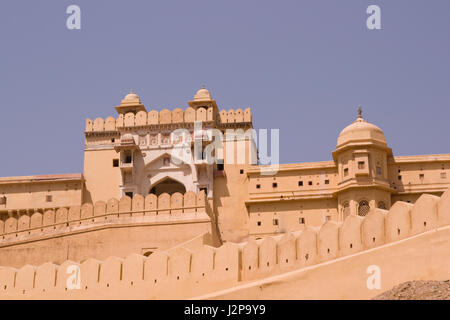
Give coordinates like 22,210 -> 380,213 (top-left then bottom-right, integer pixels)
373,280 -> 450,300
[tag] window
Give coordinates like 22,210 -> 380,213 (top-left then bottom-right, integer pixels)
344,168 -> 349,176
358,200 -> 370,216
256,184 -> 261,189
125,192 -> 133,198
324,180 -> 329,185
298,181 -> 303,186
200,187 -> 208,195
0,196 -> 6,205
326,216 -> 331,221
398,175 -> 402,181
299,217 -> 305,224
378,201 -> 387,210
113,159 -> 119,167
272,182 -> 278,188
441,172 -> 447,179
308,181 -> 312,186
240,169 -> 244,174
111,138 -> 115,143
257,221 -> 261,226
125,154 -> 132,164
46,195 -> 53,202
419,174 -> 424,179
273,219 -> 279,226
376,166 -> 382,175
217,162 -> 224,171
358,161 -> 365,169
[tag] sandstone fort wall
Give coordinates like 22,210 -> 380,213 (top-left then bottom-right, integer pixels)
0,189 -> 448,299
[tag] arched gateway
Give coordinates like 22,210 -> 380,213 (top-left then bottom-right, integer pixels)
149,177 -> 186,196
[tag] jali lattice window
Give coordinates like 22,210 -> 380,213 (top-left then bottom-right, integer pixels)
358,200 -> 370,216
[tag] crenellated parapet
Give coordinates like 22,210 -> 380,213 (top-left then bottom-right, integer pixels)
85,107 -> 253,134
0,242 -> 239,299
0,191 -> 207,244
0,189 -> 448,299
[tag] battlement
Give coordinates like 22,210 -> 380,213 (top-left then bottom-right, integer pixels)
0,191 -> 207,245
0,189 -> 448,299
85,107 -> 252,134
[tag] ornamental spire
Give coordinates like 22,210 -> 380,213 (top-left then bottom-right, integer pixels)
357,105 -> 362,119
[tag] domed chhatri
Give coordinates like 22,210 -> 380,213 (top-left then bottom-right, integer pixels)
188,85 -> 218,110
193,85 -> 212,101
115,90 -> 147,115
121,90 -> 141,104
337,106 -> 387,147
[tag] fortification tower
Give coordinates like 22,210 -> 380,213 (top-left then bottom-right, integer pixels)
83,87 -> 255,243
332,107 -> 393,219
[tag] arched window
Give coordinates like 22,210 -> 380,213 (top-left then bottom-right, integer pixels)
358,200 -> 370,216
149,178 -> 186,196
342,201 -> 350,220
377,201 -> 387,210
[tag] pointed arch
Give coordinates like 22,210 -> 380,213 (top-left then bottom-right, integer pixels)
149,177 -> 186,196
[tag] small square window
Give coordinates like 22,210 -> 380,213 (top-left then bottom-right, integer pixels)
299,217 -> 305,224
113,159 -> 119,167
398,175 -> 402,181
358,161 -> 365,169
217,163 -> 224,171
240,169 -> 244,174
257,221 -> 261,226
125,154 -> 132,163
256,184 -> 261,189
376,166 -> 382,175
419,174 -> 424,179
46,195 -> 53,202
324,180 -> 329,185
308,181 -> 312,186
298,181 -> 303,186
111,138 -> 115,143
272,182 -> 278,188
344,168 -> 349,176
273,219 -> 279,226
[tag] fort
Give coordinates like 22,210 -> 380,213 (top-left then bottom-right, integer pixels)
0,86 -> 449,299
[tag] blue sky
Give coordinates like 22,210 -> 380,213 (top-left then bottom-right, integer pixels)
0,0 -> 449,176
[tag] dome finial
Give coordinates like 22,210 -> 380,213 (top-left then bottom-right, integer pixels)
201,84 -> 206,89
357,105 -> 362,119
